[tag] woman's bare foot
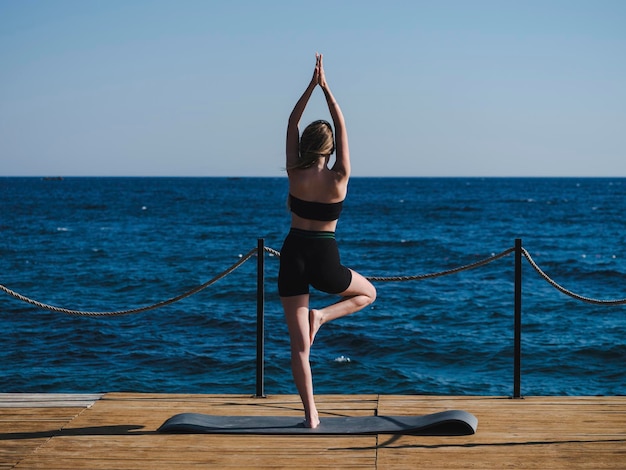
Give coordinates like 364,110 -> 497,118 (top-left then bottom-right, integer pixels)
309,309 -> 323,346
304,412 -> 320,429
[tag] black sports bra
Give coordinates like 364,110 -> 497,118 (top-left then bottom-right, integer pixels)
289,194 -> 344,221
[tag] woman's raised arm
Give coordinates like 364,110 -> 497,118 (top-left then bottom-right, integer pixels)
318,54 -> 350,178
286,55 -> 320,172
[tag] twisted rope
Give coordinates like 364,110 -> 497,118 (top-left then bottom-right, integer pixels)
0,248 -> 257,317
264,246 -> 281,257
365,247 -> 515,282
522,248 -> 626,306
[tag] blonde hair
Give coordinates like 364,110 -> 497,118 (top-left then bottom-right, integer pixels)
288,120 -> 335,170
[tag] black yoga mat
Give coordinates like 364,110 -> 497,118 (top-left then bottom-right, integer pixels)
158,410 -> 478,435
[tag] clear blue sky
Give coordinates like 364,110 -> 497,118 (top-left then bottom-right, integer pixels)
1,0 -> 625,177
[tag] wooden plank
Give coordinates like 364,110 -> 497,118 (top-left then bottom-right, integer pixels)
0,399 -> 92,470
0,393 -> 102,408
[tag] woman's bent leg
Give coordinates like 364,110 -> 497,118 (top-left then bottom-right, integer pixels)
310,270 -> 376,344
281,294 -> 320,428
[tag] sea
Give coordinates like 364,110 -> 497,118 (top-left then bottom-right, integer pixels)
1,177 -> 625,397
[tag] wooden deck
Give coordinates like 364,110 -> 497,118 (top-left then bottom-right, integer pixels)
1,393 -> 625,469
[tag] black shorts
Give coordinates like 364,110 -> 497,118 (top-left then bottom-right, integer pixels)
278,228 -> 353,297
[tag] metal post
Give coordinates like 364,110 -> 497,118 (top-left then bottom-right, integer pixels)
513,238 -> 523,398
255,238 -> 266,398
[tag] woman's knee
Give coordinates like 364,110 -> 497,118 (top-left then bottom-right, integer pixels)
348,271 -> 376,304
362,281 -> 376,305
367,282 -> 377,304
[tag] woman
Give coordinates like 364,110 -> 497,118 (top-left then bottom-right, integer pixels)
278,53 -> 377,428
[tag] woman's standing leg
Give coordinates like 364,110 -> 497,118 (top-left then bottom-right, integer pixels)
281,294 -> 320,428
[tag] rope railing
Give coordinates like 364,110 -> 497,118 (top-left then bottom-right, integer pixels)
0,248 -> 257,317
267,245 -> 518,280
365,247 -> 515,282
522,248 -> 626,305
1,243 -> 624,316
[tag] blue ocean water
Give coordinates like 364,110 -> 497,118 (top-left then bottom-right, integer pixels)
1,177 -> 625,396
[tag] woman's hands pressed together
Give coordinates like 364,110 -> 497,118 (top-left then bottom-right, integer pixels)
316,53 -> 327,89
310,53 -> 327,90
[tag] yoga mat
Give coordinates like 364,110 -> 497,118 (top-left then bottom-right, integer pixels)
158,410 -> 478,435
